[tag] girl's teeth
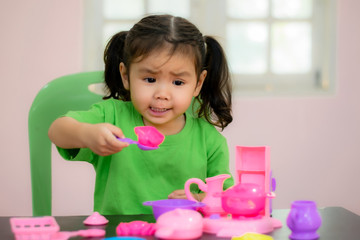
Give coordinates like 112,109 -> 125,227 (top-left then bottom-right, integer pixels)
151,107 -> 167,112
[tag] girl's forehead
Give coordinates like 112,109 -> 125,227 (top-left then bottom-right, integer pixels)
133,47 -> 195,68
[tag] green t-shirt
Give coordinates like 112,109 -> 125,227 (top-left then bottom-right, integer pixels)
57,98 -> 234,214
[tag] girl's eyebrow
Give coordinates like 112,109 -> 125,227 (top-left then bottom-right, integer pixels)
138,67 -> 158,74
170,71 -> 191,77
138,67 -> 191,77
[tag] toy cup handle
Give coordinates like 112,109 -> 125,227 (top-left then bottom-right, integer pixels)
184,178 -> 208,202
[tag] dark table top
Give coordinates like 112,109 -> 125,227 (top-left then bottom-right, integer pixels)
1,207 -> 360,239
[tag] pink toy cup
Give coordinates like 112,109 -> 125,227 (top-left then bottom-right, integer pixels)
287,200 -> 322,240
184,174 -> 231,216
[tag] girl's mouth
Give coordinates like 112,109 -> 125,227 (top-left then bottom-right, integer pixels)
150,107 -> 169,113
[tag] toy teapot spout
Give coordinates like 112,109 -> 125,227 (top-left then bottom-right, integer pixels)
184,174 -> 231,216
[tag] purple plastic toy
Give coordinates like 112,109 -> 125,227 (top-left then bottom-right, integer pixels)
287,200 -> 322,240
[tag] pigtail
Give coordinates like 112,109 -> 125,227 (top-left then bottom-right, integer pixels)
197,36 -> 233,130
103,31 -> 130,101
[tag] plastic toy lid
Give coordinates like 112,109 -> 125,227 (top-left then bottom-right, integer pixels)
83,212 -> 109,225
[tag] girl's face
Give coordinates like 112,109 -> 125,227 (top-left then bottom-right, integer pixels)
120,48 -> 206,135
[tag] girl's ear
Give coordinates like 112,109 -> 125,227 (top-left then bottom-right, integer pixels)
119,62 -> 129,90
194,70 -> 207,97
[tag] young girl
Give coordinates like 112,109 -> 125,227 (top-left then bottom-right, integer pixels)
48,14 -> 234,215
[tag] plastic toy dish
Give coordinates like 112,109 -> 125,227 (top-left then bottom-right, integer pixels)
116,221 -> 156,236
143,199 -> 205,220
83,212 -> 109,225
10,216 -> 59,239
155,209 -> 203,239
117,126 -> 165,150
10,216 -> 105,240
232,233 -> 274,240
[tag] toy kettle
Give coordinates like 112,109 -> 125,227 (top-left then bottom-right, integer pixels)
184,174 -> 231,216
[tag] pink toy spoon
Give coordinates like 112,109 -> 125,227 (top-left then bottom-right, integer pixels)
52,229 -> 105,240
118,126 -> 165,151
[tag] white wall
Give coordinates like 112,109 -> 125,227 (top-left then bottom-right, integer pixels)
1,0 -> 359,216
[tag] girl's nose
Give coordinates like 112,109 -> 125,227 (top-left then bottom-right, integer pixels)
154,84 -> 170,100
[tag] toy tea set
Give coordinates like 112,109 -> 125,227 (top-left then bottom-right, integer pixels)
184,146 -> 282,238
10,127 -> 321,239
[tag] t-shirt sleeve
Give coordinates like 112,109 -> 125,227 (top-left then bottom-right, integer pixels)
55,101 -> 107,162
207,134 -> 235,189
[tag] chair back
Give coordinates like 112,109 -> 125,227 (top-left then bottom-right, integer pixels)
28,71 -> 104,216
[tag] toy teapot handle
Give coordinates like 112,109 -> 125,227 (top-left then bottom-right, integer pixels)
184,178 -> 208,202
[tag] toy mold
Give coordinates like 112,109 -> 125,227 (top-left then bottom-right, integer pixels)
116,221 -> 156,236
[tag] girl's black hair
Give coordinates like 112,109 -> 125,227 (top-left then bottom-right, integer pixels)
103,14 -> 232,130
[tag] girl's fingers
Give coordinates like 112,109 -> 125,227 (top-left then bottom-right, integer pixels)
168,189 -> 186,199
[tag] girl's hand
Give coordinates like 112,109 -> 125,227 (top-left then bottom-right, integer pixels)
49,117 -> 129,156
80,123 -> 129,156
168,189 -> 205,202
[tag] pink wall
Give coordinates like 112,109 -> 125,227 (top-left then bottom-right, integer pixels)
0,0 -> 359,216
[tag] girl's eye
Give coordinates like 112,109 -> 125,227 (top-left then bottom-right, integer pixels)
144,77 -> 156,83
173,80 -> 184,86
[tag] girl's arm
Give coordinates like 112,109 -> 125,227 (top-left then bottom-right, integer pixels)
48,116 -> 129,156
168,189 -> 206,202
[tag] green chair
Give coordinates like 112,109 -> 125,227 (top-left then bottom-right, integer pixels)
28,71 -> 104,216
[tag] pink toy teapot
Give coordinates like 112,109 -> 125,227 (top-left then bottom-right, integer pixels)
184,174 -> 231,216
214,183 -> 275,218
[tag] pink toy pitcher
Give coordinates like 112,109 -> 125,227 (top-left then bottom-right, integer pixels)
184,174 -> 231,216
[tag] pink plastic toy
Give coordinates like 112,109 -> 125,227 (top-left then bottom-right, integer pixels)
184,174 -> 231,216
83,212 -> 109,225
143,199 -> 205,220
215,183 -> 275,218
10,216 -> 59,240
117,221 -> 156,236
287,200 -> 322,239
155,209 -> 203,239
202,146 -> 282,237
118,126 -> 165,150
10,216 -> 105,240
52,229 -> 105,239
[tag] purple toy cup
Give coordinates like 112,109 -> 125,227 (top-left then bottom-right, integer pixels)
287,200 -> 322,240
143,199 -> 205,220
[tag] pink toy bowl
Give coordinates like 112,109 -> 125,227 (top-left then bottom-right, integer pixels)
215,183 -> 274,217
143,199 -> 205,220
117,221 -> 156,236
155,209 -> 203,239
